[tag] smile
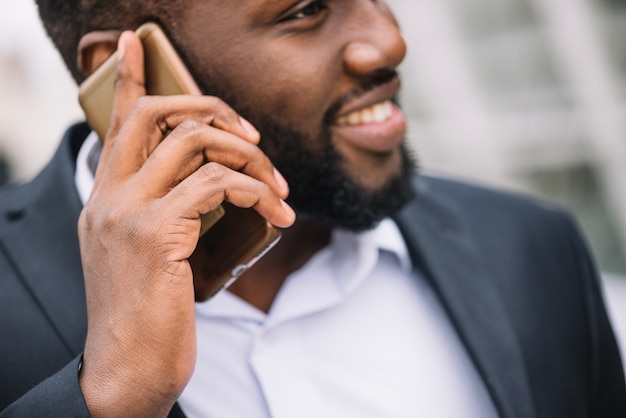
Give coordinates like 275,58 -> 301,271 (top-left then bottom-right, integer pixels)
335,100 -> 394,126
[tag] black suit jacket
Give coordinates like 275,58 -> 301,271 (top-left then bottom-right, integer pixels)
1,124 -> 625,417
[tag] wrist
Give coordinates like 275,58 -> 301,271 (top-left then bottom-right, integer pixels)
79,350 -> 179,418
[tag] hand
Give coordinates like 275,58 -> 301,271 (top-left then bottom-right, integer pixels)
77,31 -> 295,417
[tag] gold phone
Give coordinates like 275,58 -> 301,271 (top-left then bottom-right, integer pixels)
79,22 -> 281,299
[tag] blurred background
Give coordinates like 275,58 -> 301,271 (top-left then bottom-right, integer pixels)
1,0 -> 625,362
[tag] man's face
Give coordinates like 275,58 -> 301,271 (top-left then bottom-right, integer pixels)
166,0 -> 416,230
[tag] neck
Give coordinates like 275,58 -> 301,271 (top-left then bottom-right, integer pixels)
225,219 -> 331,313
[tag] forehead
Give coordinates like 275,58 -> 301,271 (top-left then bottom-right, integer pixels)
162,0 -> 300,43
168,0 -> 350,26
170,0 -> 289,16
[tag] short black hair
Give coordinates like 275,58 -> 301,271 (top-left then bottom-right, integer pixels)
35,0 -> 170,83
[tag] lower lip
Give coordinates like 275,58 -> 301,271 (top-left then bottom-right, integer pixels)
330,104 -> 407,153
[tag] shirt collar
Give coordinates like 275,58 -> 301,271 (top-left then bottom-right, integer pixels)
74,133 -> 413,322
341,218 -> 412,273
197,218 -> 413,325
74,131 -> 101,205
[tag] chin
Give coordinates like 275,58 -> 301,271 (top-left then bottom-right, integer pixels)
342,148 -> 405,192
287,143 -> 418,232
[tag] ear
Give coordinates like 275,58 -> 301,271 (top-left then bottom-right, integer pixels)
77,30 -> 122,76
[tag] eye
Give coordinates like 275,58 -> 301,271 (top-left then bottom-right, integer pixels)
282,0 -> 328,21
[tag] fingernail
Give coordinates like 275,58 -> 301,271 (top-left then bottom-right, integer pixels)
281,200 -> 296,222
274,168 -> 289,193
239,116 -> 259,139
117,32 -> 127,61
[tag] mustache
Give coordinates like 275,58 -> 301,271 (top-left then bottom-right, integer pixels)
323,69 -> 399,126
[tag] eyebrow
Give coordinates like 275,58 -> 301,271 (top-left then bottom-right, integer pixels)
246,0 -> 299,22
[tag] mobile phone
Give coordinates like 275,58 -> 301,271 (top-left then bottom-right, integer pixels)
78,22 -> 281,299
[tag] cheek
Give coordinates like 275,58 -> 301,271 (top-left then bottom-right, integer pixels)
265,79 -> 326,125
184,35 -> 341,134
230,48 -> 340,131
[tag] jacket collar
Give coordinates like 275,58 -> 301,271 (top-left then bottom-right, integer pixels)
0,128 -> 534,417
0,123 -> 90,355
0,124 -> 192,418
393,175 -> 536,418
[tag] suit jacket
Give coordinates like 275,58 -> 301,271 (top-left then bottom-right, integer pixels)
1,123 -> 625,417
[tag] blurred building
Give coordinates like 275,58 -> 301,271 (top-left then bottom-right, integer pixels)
1,0 -> 625,356
393,0 -> 626,277
0,0 -> 82,182
390,0 -> 626,358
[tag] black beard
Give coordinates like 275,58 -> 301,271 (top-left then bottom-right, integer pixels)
197,75 -> 417,231
251,117 -> 417,232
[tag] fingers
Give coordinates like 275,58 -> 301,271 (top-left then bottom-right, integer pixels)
137,119 -> 288,200
101,95 -> 263,184
98,31 -> 259,184
87,29 -> 292,235
163,162 -> 296,229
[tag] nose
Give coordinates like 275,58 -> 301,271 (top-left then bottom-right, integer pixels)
342,2 -> 407,77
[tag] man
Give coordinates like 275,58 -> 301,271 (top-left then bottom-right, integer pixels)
1,0 -> 625,417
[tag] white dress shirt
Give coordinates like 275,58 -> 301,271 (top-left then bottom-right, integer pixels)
75,134 -> 498,418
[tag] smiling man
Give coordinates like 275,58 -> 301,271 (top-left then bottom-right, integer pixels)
1,0 -> 625,417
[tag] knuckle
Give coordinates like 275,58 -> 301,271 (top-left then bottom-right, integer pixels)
204,95 -> 226,108
244,152 -> 272,177
258,181 -> 272,199
172,120 -> 206,146
176,119 -> 203,136
79,196 -> 164,248
199,162 -> 226,184
260,154 -> 274,172
77,208 -> 92,233
79,202 -> 121,233
113,65 -> 129,86
205,96 -> 237,118
217,104 -> 238,121
114,66 -> 145,90
79,203 -> 101,228
246,180 -> 271,206
131,96 -> 153,112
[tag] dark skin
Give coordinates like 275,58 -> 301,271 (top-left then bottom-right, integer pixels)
174,0 -> 406,189
76,0 -> 406,416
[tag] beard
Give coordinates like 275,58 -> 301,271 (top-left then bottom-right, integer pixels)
249,116 -> 417,232
198,75 -> 418,232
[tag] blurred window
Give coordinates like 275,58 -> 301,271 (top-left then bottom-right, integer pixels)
446,0 -> 571,108
594,0 -> 626,99
440,0 -> 626,274
524,164 -> 626,275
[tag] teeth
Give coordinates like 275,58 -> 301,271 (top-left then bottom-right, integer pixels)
347,111 -> 361,125
336,100 -> 394,126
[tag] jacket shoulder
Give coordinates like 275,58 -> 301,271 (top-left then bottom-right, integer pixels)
414,174 -> 576,232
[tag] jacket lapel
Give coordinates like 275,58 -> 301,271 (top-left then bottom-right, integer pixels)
2,132 -> 534,417
0,124 -> 192,417
394,176 -> 535,418
0,123 -> 89,355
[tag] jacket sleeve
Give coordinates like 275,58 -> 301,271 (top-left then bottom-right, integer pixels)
564,215 -> 626,417
0,356 -> 91,418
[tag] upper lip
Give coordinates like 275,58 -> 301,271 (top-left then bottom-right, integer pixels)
333,77 -> 401,121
